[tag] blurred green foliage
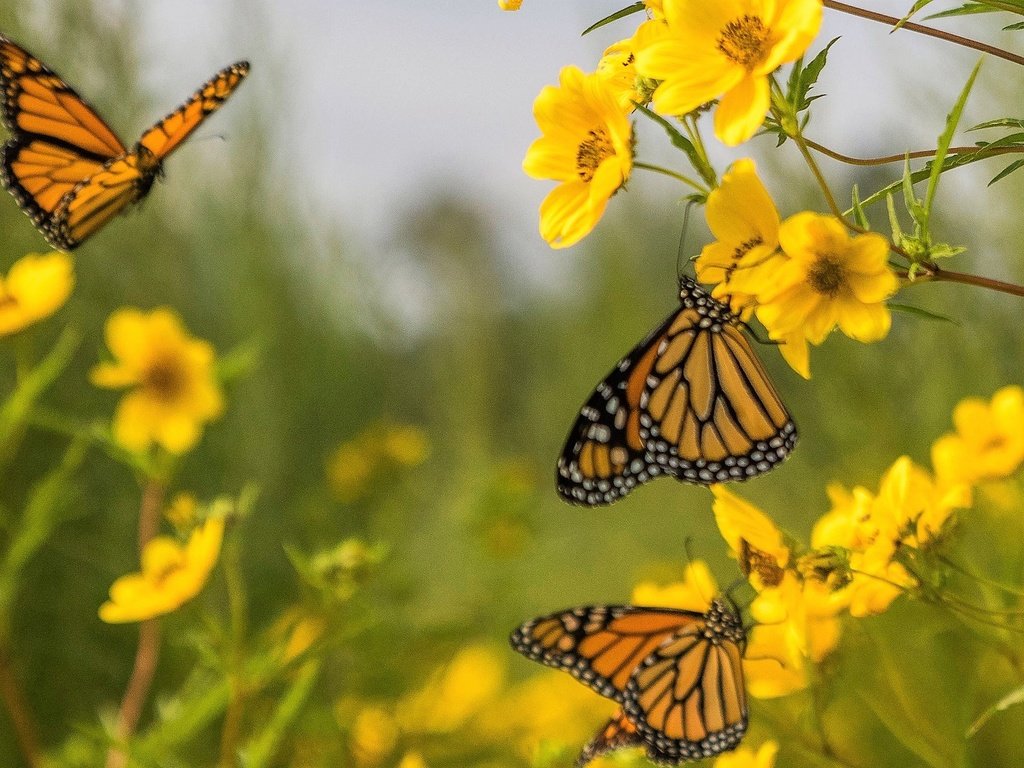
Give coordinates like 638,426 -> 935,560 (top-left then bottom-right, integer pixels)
1,2 -> 1024,767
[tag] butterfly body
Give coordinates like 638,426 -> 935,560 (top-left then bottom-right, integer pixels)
0,34 -> 249,249
511,598 -> 748,765
557,276 -> 796,505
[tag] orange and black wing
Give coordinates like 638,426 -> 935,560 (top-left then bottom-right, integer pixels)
510,605 -> 705,701
0,34 -> 126,247
577,709 -> 686,768
556,311 -> 679,505
136,60 -> 249,162
622,598 -> 748,762
637,277 -> 796,484
557,277 -> 796,506
49,60 -> 249,249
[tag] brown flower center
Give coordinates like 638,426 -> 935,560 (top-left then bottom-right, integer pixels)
144,356 -> 187,402
740,539 -> 785,587
717,15 -> 770,70
576,127 -> 613,182
808,256 -> 846,296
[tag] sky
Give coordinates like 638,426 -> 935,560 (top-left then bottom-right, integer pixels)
122,1 -> 1023,286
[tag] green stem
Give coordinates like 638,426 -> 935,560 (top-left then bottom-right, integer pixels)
242,660 -> 322,768
823,1 -> 1024,67
218,534 -> 248,768
632,161 -> 706,192
901,265 -> 1024,298
0,648 -> 40,768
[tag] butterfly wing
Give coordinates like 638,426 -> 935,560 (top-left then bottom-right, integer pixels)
51,60 -> 250,249
638,277 -> 796,483
556,312 -> 678,506
576,709 -> 644,767
137,60 -> 249,161
510,605 -> 705,701
0,35 -> 127,246
622,598 -> 747,762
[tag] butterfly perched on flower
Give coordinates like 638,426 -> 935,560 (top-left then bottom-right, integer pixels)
557,276 -> 796,505
0,34 -> 249,249
510,597 -> 748,766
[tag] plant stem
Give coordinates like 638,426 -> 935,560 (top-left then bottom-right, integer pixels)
106,478 -> 166,768
0,648 -> 41,768
823,1 -> 1024,67
218,536 -> 248,768
805,138 -> 1024,167
632,161 -> 707,192
905,266 -> 1024,297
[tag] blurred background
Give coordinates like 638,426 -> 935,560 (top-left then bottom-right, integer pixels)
1,0 -> 1024,766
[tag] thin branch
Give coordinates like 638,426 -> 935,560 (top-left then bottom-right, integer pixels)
805,138 -> 1024,167
0,649 -> 41,768
904,266 -> 1024,297
824,1 -> 1024,67
106,479 -> 166,768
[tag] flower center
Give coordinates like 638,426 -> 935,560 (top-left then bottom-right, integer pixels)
0,293 -> 18,309
717,15 -> 770,70
144,356 -> 188,402
808,256 -> 846,297
740,539 -> 785,587
576,127 -> 613,182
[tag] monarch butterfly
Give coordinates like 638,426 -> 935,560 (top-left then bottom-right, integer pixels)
0,34 -> 249,249
557,276 -> 796,506
510,598 -> 748,766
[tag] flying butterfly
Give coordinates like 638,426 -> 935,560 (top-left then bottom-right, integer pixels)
557,276 -> 796,506
510,598 -> 748,766
0,33 -> 249,249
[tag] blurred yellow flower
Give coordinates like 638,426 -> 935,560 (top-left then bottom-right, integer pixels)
714,740 -> 778,768
396,645 -> 505,734
328,422 -> 430,502
711,485 -> 790,589
932,385 -> 1024,489
498,0 -> 521,8
99,516 -> 224,623
635,0 -> 822,145
382,424 -> 430,466
631,560 -> 716,611
756,213 -> 897,379
91,307 -> 224,454
0,251 -> 74,337
874,455 -> 969,547
696,159 -> 782,315
164,491 -> 199,531
351,706 -> 398,767
523,65 -> 633,248
397,752 -> 427,768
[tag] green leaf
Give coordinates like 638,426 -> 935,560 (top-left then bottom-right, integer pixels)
581,2 -> 644,36
0,326 -> 80,466
632,103 -> 716,187
989,157 -> 1024,184
969,117 -> 1024,131
888,303 -> 961,325
241,659 -> 322,768
967,683 -> 1024,737
924,59 -> 983,225
786,38 -> 838,115
850,185 -> 869,229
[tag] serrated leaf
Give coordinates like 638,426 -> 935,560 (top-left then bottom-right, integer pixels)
889,303 -> 961,325
988,157 -> 1024,184
787,38 -> 838,114
581,2 -> 644,36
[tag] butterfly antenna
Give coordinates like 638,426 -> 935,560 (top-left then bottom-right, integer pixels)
675,200 -> 697,280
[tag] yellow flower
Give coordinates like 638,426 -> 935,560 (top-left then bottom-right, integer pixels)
714,741 -> 778,768
164,491 -> 199,531
0,252 -> 74,337
631,560 -> 717,611
523,66 -> 633,248
396,645 -> 505,734
598,21 -> 663,110
99,516 -> 224,623
91,308 -> 224,454
397,752 -> 427,768
350,706 -> 398,767
644,0 -> 666,17
711,484 -> 790,589
756,213 -> 897,379
635,0 -> 822,145
498,0 -> 522,8
382,424 -> 430,466
874,456 -> 969,547
696,159 -> 782,314
932,385 -> 1024,489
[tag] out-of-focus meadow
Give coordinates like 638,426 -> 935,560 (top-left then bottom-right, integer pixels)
2,1 -> 1024,767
